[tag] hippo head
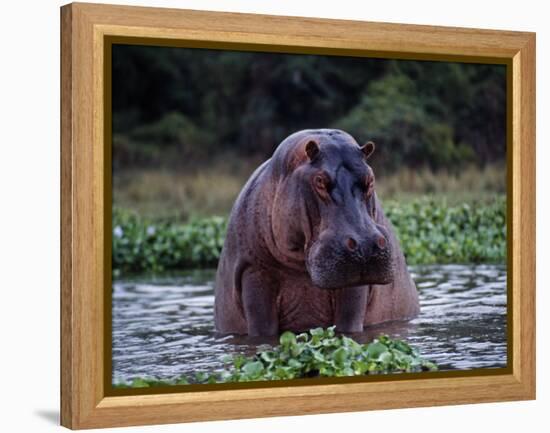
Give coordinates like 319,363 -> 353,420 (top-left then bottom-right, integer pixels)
271,129 -> 394,290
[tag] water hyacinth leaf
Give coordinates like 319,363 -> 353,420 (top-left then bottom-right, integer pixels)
312,349 -> 326,362
233,355 -> 246,369
287,359 -> 303,369
422,360 -> 438,371
296,332 -> 309,342
274,366 -> 293,379
290,344 -> 304,357
319,366 -> 334,376
366,341 -> 389,359
195,372 -> 208,383
393,351 -> 413,366
259,351 -> 278,364
378,351 -> 393,365
392,340 -> 413,354
332,347 -> 348,366
367,362 -> 379,372
175,376 -> 189,385
279,331 -> 297,347
352,360 -> 369,375
310,335 -> 322,347
342,336 -> 362,352
310,327 -> 325,337
130,378 -> 151,388
323,336 -> 340,347
326,326 -> 336,338
242,361 -> 264,377
339,367 -> 355,377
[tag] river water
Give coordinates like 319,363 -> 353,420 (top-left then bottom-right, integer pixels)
112,264 -> 507,384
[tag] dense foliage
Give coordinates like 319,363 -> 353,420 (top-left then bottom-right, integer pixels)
113,327 -> 437,387
112,46 -> 506,175
385,195 -> 506,264
112,196 -> 505,274
112,208 -> 227,275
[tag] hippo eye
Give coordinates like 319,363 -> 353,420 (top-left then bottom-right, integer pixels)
313,174 -> 328,190
365,177 -> 375,198
369,196 -> 377,219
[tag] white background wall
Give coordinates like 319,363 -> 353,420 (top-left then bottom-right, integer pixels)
0,0 -> 546,431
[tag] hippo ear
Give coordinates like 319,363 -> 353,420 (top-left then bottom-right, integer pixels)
305,140 -> 320,161
360,141 -> 375,160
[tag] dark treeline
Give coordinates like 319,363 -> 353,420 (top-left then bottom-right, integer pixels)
112,45 -> 506,174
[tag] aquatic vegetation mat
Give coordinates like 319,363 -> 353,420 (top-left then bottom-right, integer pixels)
114,327 -> 437,388
112,195 -> 505,274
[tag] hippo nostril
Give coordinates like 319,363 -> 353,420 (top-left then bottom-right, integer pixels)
376,235 -> 387,250
346,237 -> 358,251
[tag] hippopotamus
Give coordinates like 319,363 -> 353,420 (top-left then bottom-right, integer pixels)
214,129 -> 419,336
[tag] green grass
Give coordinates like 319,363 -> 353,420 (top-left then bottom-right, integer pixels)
113,157 -> 262,220
375,163 -> 506,204
113,327 -> 437,388
112,195 -> 506,275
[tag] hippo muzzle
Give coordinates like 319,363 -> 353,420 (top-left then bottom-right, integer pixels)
306,224 -> 395,290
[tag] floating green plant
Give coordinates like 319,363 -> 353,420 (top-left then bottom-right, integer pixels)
114,327 -> 437,388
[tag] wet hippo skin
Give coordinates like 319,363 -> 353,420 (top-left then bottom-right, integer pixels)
214,129 -> 419,336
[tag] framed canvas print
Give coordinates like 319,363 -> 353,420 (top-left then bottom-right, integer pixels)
60,2 -> 536,429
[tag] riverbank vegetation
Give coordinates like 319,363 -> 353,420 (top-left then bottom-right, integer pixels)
113,327 -> 437,387
112,195 -> 505,275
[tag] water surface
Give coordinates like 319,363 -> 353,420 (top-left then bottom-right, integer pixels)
112,264 -> 507,384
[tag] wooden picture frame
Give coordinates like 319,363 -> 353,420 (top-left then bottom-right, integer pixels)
60,2 -> 536,429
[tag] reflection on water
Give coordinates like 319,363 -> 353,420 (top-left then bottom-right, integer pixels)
112,264 -> 507,384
